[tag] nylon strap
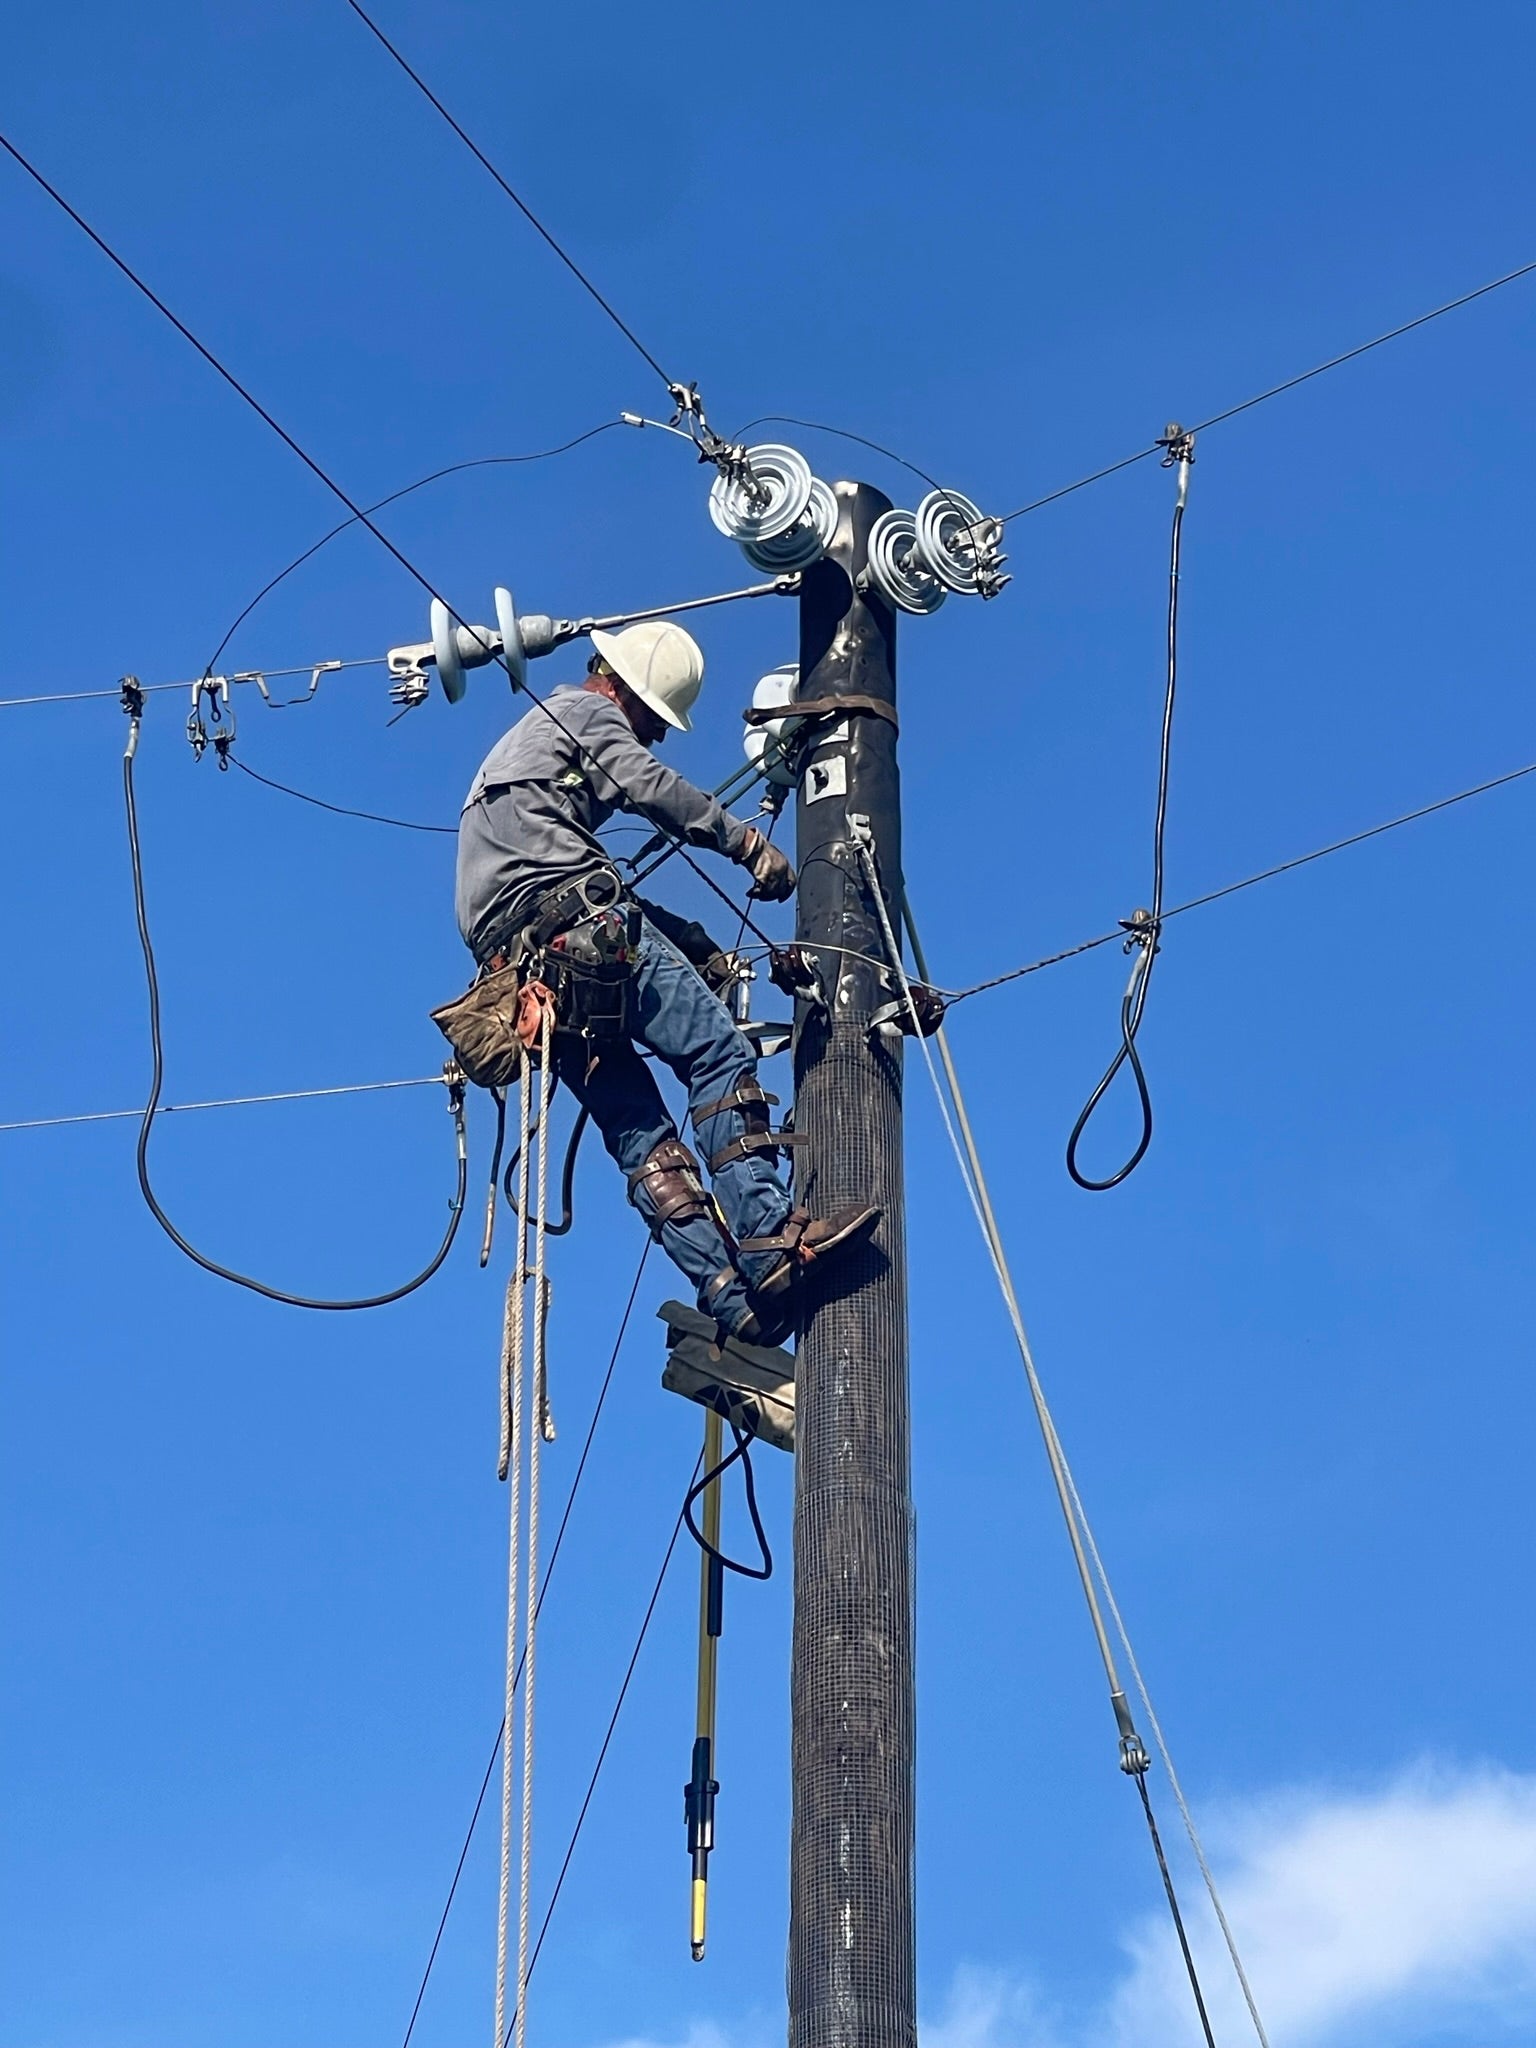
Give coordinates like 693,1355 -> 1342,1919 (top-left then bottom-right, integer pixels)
741,694 -> 898,732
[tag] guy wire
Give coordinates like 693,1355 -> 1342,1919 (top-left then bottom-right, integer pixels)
895,887 -> 1268,2046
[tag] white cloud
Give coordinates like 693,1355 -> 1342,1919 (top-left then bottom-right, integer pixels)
586,1765 -> 1536,2048
925,1762 -> 1536,2048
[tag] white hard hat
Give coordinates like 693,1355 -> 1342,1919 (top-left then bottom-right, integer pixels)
589,619 -> 704,733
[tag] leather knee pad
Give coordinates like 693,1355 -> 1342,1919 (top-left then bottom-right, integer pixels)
626,1137 -> 711,1232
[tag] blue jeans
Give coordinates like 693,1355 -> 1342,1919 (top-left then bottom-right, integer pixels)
552,918 -> 793,1335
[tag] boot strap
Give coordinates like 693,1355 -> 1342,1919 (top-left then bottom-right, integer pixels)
738,1208 -> 811,1260
691,1081 -> 779,1129
707,1130 -> 806,1173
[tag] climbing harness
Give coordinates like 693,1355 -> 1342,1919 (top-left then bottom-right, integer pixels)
495,1007 -> 555,2048
121,682 -> 469,1310
1066,425 -> 1193,1190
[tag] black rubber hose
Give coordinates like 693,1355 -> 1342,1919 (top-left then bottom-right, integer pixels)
503,1103 -> 590,1236
683,1423 -> 772,1581
123,716 -> 467,1309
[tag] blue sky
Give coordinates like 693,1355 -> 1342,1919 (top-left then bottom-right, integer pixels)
4,3 -> 1536,2045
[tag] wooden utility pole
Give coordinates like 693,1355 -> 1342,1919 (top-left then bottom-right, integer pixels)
788,481 -> 914,2048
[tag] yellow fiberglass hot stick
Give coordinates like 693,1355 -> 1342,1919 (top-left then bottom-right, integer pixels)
686,1404 -> 724,1958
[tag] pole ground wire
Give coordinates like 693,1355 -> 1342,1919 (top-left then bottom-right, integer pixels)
122,692 -> 468,1310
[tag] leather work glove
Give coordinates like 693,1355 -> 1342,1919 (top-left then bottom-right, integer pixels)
737,826 -> 797,902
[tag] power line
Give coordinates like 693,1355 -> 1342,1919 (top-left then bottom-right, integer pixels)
948,754 -> 1536,1005
7,753 -> 1531,1141
0,1075 -> 443,1135
202,425 -> 627,680
730,260 -> 1536,529
0,128 -> 461,620
342,0 -> 677,393
0,134 -> 781,998
0,657 -> 383,713
226,754 -> 457,835
1000,254 -> 1536,522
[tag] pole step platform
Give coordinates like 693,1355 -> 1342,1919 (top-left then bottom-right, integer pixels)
657,1300 -> 796,1455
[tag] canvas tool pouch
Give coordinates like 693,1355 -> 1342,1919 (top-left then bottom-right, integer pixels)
430,963 -> 527,1089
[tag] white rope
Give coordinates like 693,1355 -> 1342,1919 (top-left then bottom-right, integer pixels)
515,1012 -> 553,2048
875,869 -> 1270,2048
494,1056 -> 533,2048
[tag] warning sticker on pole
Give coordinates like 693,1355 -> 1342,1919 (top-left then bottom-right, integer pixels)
805,756 -> 847,804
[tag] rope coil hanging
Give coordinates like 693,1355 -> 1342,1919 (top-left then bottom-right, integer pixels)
494,1011 -> 554,2048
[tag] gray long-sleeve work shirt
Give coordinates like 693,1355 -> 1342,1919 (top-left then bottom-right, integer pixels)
455,684 -> 753,960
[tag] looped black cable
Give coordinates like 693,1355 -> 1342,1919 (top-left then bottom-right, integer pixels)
123,704 -> 468,1309
1066,433 -> 1191,1191
1065,917 -> 1158,1190
502,1103 -> 590,1237
683,1422 -> 772,1581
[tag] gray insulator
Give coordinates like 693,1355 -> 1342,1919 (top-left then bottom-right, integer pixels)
709,443 -> 814,544
864,510 -> 947,616
740,476 -> 839,573
913,488 -> 1002,596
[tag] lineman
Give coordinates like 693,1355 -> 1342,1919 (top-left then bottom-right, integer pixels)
456,619 -> 876,1343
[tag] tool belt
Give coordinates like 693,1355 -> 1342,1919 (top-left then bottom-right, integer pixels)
432,866 -> 637,1087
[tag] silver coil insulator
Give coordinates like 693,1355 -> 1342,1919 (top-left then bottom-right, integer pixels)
740,476 -> 838,573
708,443 -> 814,545
914,488 -> 1005,596
864,509 -> 947,615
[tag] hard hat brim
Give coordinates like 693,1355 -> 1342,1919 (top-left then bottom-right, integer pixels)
590,627 -> 694,732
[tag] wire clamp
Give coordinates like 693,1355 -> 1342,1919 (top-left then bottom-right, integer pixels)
1119,905 -> 1159,954
668,380 -> 766,504
1158,423 -> 1196,509
187,675 -> 235,762
119,675 -> 145,720
239,660 -> 341,709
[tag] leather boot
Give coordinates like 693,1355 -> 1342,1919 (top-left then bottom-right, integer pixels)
738,1204 -> 881,1301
